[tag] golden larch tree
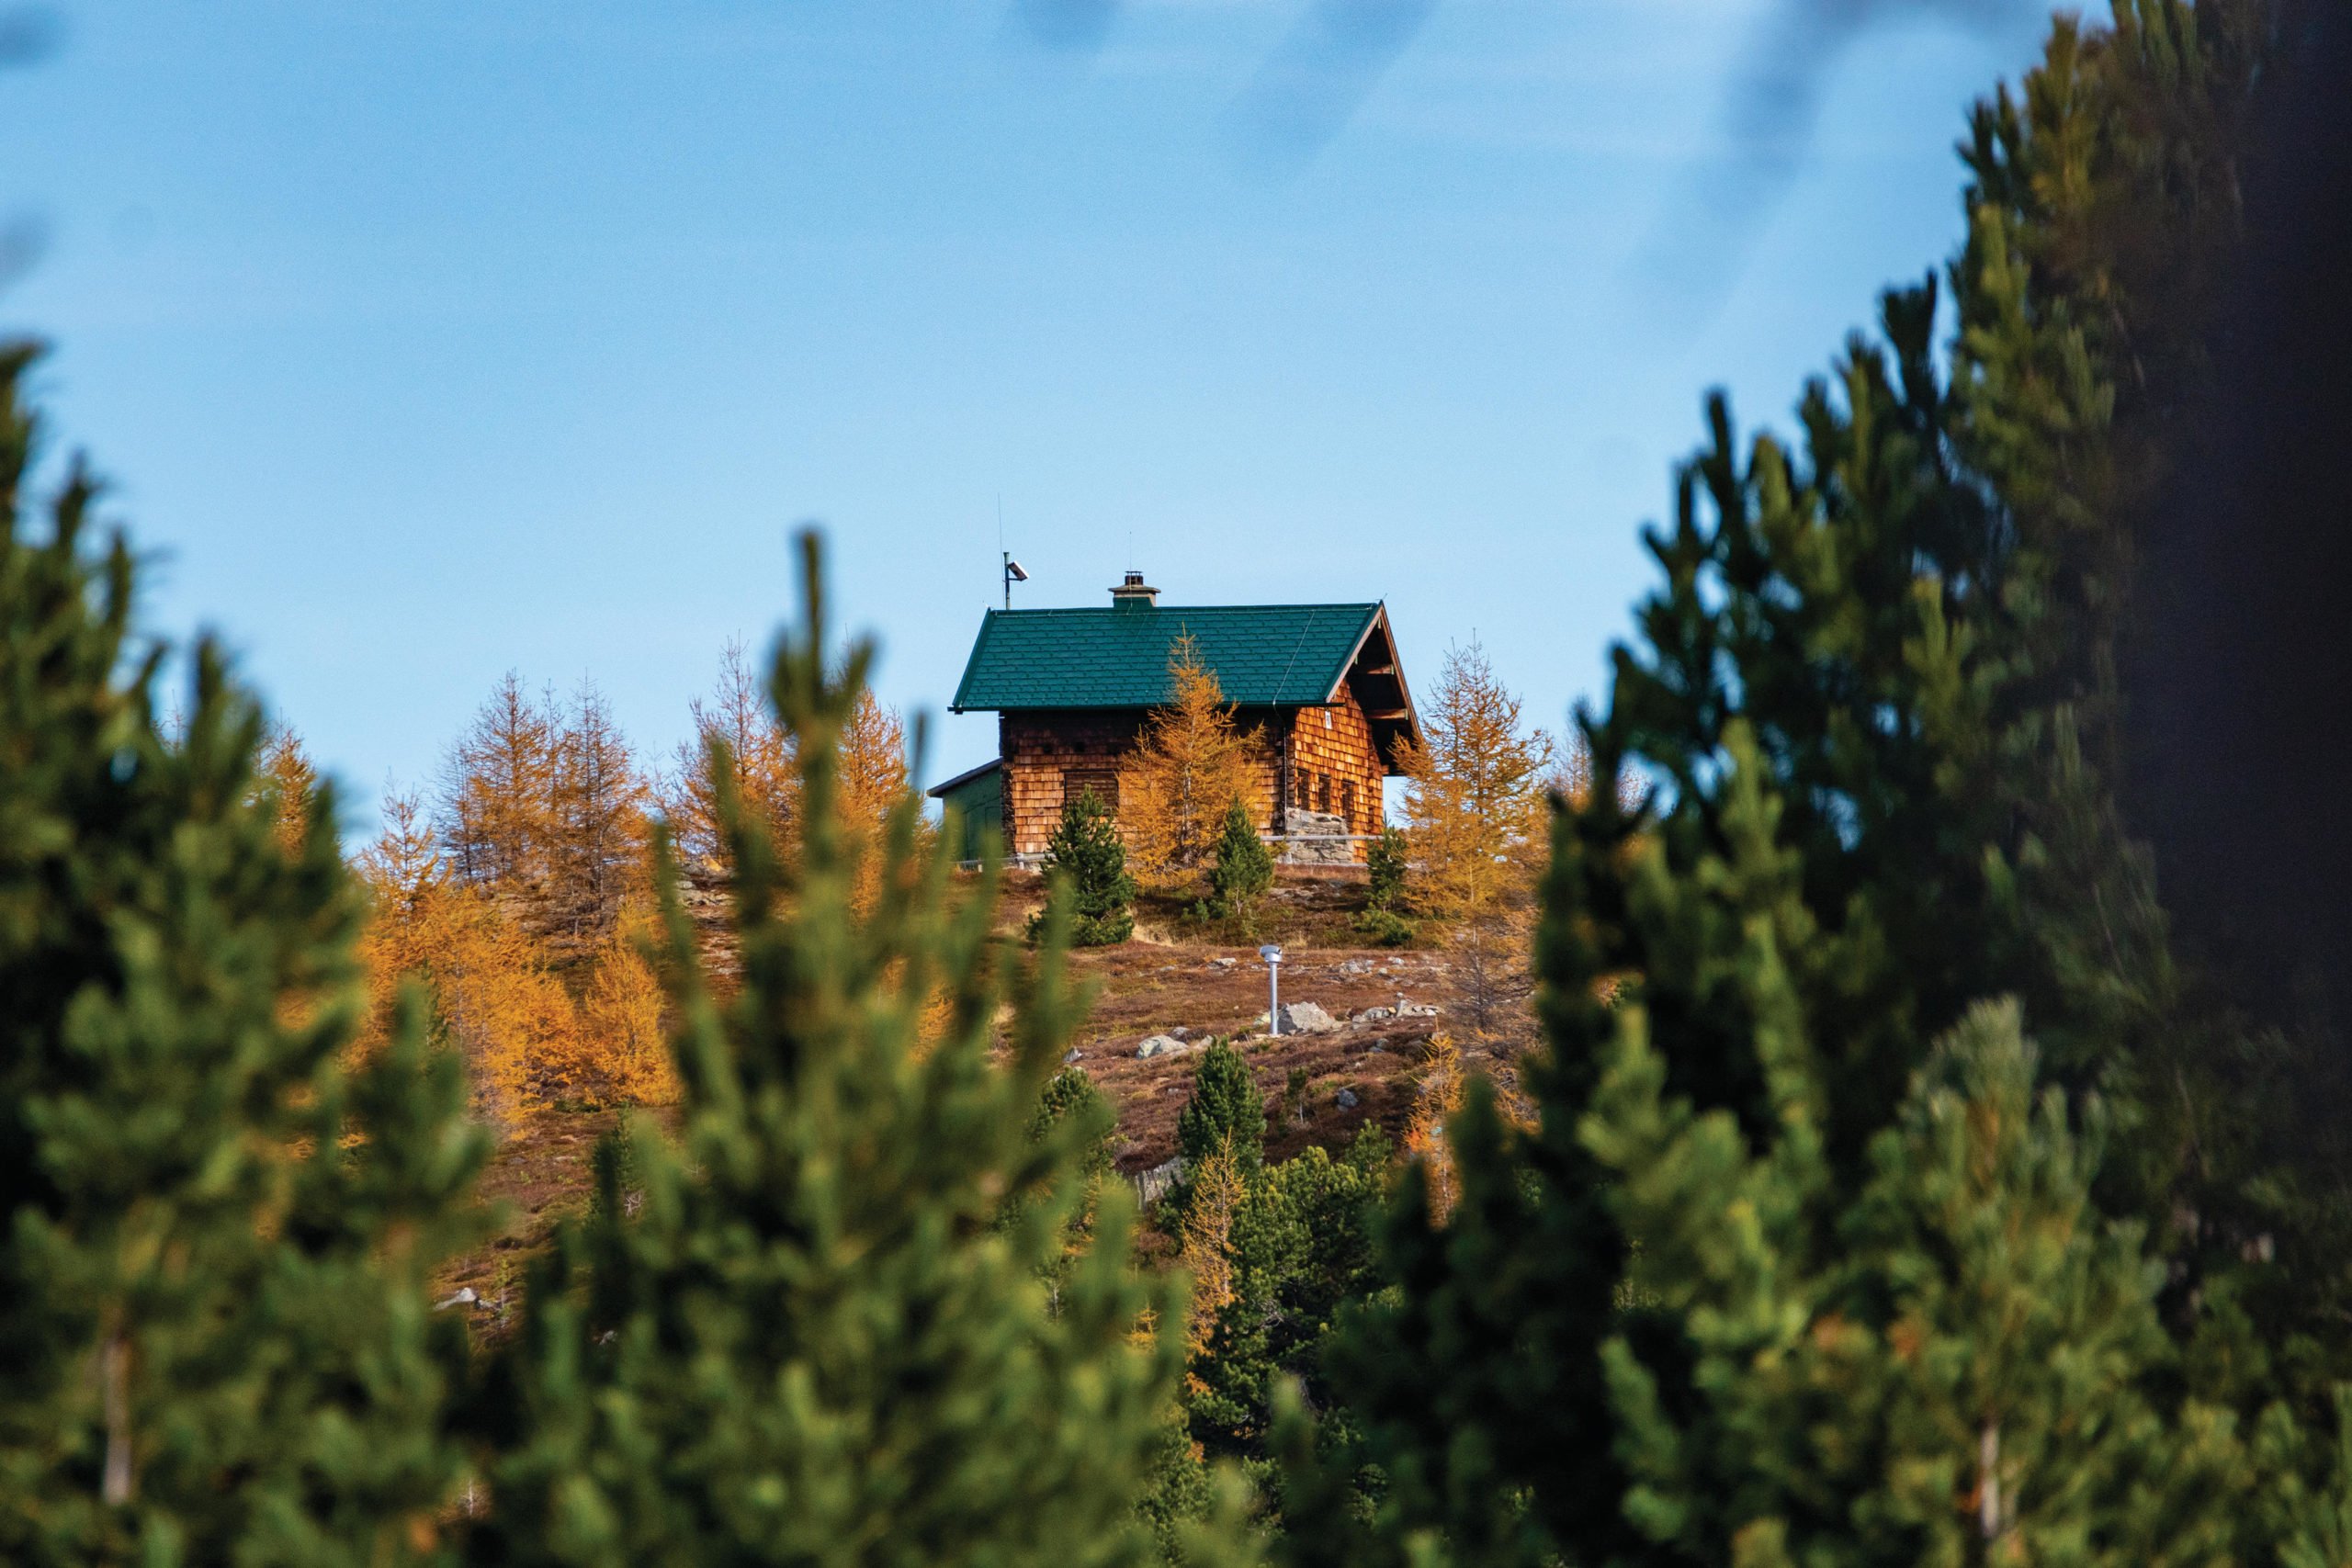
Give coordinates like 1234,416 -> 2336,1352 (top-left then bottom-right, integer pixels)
427,889 -> 582,1125
352,788 -> 447,1064
1120,633 -> 1261,888
1396,640 -> 1561,1051
439,671 -> 560,907
355,784 -> 583,1125
548,678 -> 650,954
1177,1135 -> 1247,1371
667,637 -> 797,875
1401,1030 -> 1534,1224
1396,637 -> 1553,919
839,685 -> 910,845
253,721 -> 322,859
578,898 -> 676,1106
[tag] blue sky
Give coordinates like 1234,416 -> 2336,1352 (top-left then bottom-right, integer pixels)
0,0 -> 2058,832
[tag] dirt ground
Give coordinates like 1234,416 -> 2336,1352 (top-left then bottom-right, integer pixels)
439,866 -> 1454,1318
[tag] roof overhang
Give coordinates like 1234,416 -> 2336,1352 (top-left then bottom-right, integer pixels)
924,756 -> 1003,799
1326,604 -> 1423,773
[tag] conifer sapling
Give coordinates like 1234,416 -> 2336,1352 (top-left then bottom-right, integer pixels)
1038,785 -> 1136,947
1206,796 -> 1274,926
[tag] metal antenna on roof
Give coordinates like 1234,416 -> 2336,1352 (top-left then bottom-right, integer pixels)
997,496 -> 1029,611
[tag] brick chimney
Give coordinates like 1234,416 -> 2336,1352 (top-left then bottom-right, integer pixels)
1110,570 -> 1159,607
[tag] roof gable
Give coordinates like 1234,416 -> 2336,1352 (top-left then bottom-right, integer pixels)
950,603 -> 1384,712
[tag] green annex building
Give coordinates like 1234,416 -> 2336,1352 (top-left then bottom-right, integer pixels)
929,758 -> 1007,865
928,571 -> 1419,864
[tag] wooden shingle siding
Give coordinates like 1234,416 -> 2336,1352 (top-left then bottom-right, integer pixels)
1279,685 -> 1384,857
1001,709 -> 1143,858
1000,707 -> 1289,859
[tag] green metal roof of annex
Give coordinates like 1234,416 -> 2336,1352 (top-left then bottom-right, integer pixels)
949,601 -> 1387,712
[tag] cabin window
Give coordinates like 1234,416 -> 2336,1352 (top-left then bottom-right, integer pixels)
1064,769 -> 1119,812
1340,778 -> 1357,828
1291,767 -> 1310,811
1316,773 -> 1333,815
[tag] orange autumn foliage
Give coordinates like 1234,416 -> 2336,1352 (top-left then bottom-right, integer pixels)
839,686 -> 910,842
353,651 -> 910,1123
254,722 -> 322,859
839,686 -> 917,909
1404,1031 -> 1535,1224
548,679 -> 651,953
579,899 -> 677,1106
357,784 -> 672,1126
668,637 -> 797,877
355,791 -> 578,1125
440,672 -> 560,903
1177,1135 -> 1247,1371
1120,634 -> 1261,889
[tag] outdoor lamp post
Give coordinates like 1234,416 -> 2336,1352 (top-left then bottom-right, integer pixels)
1261,943 -> 1283,1035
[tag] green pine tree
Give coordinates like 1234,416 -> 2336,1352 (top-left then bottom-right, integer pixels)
1016,1066 -> 1120,1295
1303,9 -> 2330,1568
1364,828 -> 1408,912
0,343 -> 488,1565
1353,829 -> 1416,947
468,534 -> 1246,1568
1587,975 -> 2245,1565
1205,797 -> 1273,926
1178,1041 -> 1267,1182
1185,1131 -> 1389,1477
1039,786 -> 1136,947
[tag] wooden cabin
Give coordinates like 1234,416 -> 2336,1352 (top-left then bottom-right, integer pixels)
930,572 -> 1421,863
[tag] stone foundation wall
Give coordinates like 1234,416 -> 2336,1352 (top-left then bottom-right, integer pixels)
1277,807 -> 1356,864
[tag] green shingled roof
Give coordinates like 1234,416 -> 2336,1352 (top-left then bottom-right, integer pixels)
950,603 -> 1383,711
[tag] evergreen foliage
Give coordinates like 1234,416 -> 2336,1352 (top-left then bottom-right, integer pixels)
1177,1041 -> 1267,1181
468,536 -> 1237,1568
1585,978 -> 2244,1564
1039,786 -> 1136,947
1364,828 -> 1408,912
1017,1066 -> 1121,1295
1204,797 -> 1273,924
0,344 -> 488,1565
1185,1131 -> 1389,1476
1031,1065 -> 1117,1182
1302,9 -> 2350,1568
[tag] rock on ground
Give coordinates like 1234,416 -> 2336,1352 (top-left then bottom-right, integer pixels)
1136,1033 -> 1193,1059
1131,1156 -> 1186,1206
1275,1001 -> 1340,1034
